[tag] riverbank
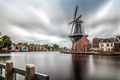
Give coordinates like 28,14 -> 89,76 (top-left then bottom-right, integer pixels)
60,51 -> 120,56
0,54 -> 11,57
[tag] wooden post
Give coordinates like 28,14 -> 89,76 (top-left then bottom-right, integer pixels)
0,68 -> 2,75
13,73 -> 16,80
6,60 -> 13,80
25,64 -> 35,80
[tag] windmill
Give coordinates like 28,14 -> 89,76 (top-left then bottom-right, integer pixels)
68,5 -> 87,43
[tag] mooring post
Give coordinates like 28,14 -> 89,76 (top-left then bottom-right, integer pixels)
5,60 -> 13,80
25,64 -> 35,80
0,67 -> 2,75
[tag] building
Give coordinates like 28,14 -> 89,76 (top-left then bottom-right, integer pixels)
99,39 -> 114,52
112,36 -> 120,51
93,36 -> 120,52
11,43 -> 44,52
72,35 -> 90,52
11,43 -> 17,52
68,6 -> 90,52
113,43 -> 120,51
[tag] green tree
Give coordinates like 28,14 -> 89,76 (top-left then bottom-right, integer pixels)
0,39 -> 4,51
53,44 -> 59,50
2,35 -> 12,51
24,43 -> 28,46
43,44 -> 49,49
0,32 -> 2,38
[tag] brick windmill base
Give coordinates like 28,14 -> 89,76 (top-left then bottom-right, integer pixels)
71,35 -> 90,52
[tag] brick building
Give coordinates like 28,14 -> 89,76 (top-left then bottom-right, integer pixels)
72,35 -> 90,52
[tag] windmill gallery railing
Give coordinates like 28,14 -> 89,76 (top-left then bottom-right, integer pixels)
0,61 -> 49,80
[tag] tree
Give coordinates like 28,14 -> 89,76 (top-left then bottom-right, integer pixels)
24,43 -> 28,46
2,35 -> 12,51
42,44 -> 50,50
0,39 -> 4,51
53,44 -> 59,50
0,32 -> 2,38
43,44 -> 49,49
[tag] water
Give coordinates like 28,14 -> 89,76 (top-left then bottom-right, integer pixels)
1,51 -> 120,80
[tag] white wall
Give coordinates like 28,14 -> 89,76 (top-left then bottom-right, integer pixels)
99,42 -> 114,52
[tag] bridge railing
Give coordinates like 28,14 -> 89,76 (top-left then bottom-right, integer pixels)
0,61 -> 49,80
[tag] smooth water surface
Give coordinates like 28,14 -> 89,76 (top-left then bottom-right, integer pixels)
1,52 -> 120,80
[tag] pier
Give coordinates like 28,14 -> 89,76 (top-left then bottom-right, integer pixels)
0,61 -> 49,80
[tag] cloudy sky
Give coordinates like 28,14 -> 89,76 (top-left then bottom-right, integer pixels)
0,0 -> 120,47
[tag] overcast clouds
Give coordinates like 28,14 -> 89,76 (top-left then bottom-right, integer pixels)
0,0 -> 120,47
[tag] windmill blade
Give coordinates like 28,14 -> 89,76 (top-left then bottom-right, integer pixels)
68,20 -> 74,25
74,5 -> 78,19
77,15 -> 82,19
70,23 -> 74,34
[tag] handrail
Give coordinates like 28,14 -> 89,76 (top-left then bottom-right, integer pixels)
13,67 -> 25,76
0,61 -> 49,80
0,63 -> 6,69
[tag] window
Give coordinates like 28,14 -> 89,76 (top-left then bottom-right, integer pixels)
101,48 -> 104,51
101,44 -> 104,47
107,43 -> 109,47
111,44 -> 113,47
109,49 -> 111,51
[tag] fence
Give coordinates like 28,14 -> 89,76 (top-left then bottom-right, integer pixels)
0,61 -> 49,80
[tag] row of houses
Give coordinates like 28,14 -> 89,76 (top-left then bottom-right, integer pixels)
92,36 -> 120,52
11,43 -> 45,52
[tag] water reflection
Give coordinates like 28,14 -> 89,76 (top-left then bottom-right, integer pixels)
11,52 -> 75,80
72,54 -> 90,80
72,54 -> 120,80
86,55 -> 120,80
0,56 -> 11,63
1,52 -> 120,80
88,55 -> 94,74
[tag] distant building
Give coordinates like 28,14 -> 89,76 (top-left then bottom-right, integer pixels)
93,36 -> 120,52
11,43 -> 44,52
28,44 -> 44,51
11,43 -> 17,52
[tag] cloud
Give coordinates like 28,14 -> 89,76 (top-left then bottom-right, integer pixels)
85,0 -> 120,40
0,0 -> 119,47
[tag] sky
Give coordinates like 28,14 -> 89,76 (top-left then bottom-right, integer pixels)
0,0 -> 120,47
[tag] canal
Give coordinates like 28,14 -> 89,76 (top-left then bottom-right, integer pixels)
1,51 -> 120,80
